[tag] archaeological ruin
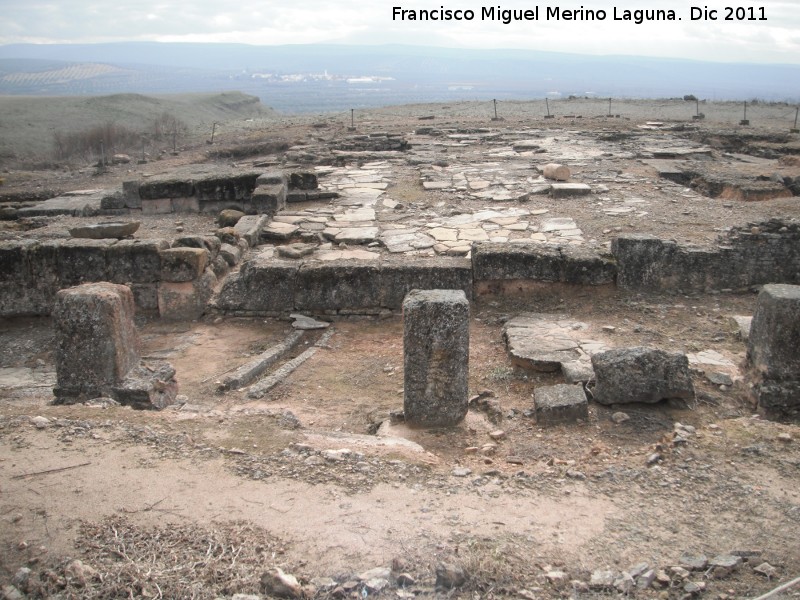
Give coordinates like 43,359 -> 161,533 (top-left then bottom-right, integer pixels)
2,100 -> 800,597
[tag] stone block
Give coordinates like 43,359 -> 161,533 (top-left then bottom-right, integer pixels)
754,380 -> 800,421
159,247 -> 208,282
560,245 -> 617,285
535,384 -> 588,425
219,243 -> 242,266
296,260 -> 381,311
99,191 -> 126,210
257,171 -> 287,186
747,284 -> 800,381
130,283 -> 159,312
173,235 -> 221,259
380,256 -> 472,309
122,180 -> 142,209
234,214 -> 269,246
157,269 -> 216,320
113,361 -> 178,409
550,183 -> 591,197
612,235 -> 672,290
591,347 -> 695,405
56,239 -> 114,285
473,242 -> 615,285
170,197 -> 200,212
219,254 -> 297,313
403,289 -> 470,427
138,178 -> 194,200
194,172 -> 259,202
53,282 -> 139,401
251,184 -> 287,216
0,240 -> 32,282
289,172 -> 319,190
473,242 -> 562,282
141,198 -> 174,215
107,239 -> 168,284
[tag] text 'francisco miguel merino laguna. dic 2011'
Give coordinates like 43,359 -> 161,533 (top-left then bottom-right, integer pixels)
392,5 -> 769,24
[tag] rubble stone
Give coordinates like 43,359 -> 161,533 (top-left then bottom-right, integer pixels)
534,384 -> 588,425
592,347 -> 695,405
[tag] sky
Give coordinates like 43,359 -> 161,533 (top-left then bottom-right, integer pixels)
2,0 -> 799,64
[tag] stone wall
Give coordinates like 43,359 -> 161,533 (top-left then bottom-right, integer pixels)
613,219 -> 800,293
110,170 -> 326,217
0,234 -> 242,320
472,242 -> 617,296
215,255 -> 473,316
5,217 -> 800,319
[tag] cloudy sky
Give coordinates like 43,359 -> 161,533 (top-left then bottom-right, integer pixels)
3,0 -> 799,64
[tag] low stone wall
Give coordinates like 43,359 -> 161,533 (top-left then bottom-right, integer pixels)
472,242 -> 617,296
5,217 -> 800,319
0,234 -> 243,320
110,170 -> 326,217
215,255 -> 473,316
613,219 -> 800,293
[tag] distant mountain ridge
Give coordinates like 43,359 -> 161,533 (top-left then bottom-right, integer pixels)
1,42 -> 798,112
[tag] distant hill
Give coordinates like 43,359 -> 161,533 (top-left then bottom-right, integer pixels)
0,91 -> 274,164
1,43 -> 798,114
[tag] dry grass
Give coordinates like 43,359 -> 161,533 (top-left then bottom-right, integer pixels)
17,517 -> 291,599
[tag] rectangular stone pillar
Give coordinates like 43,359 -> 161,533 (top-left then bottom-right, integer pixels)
53,282 -> 140,401
403,289 -> 469,427
747,284 -> 800,380
747,284 -> 800,419
53,282 -> 178,408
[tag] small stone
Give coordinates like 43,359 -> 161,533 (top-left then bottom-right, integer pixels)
654,569 -> 671,587
261,567 -> 303,598
12,567 -> 31,588
753,562 -> 777,578
680,554 -> 708,571
602,325 -> 616,333
571,580 -> 590,593
566,469 -> 586,480
1,586 -> 24,600
545,570 -> 568,589
359,567 -> 391,581
435,562 -> 467,589
628,563 -> 650,579
64,559 -> 99,587
647,452 -> 663,466
365,578 -> 389,593
291,313 -> 330,330
217,209 -> 245,227
637,569 -> 657,589
589,570 -> 616,589
670,566 -> 691,580
684,581 -> 705,594
709,555 -> 742,578
489,430 -> 506,440
452,467 -> 472,477
396,573 -> 416,586
31,416 -> 50,429
777,432 -> 793,443
614,572 -> 635,594
611,412 -> 630,424
706,371 -> 733,386
322,449 -> 350,462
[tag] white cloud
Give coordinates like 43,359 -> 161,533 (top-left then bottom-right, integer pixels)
0,0 -> 797,64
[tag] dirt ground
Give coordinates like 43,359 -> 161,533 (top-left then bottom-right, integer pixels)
1,99 -> 800,599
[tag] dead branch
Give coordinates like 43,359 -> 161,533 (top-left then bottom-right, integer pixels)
12,461 -> 92,479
